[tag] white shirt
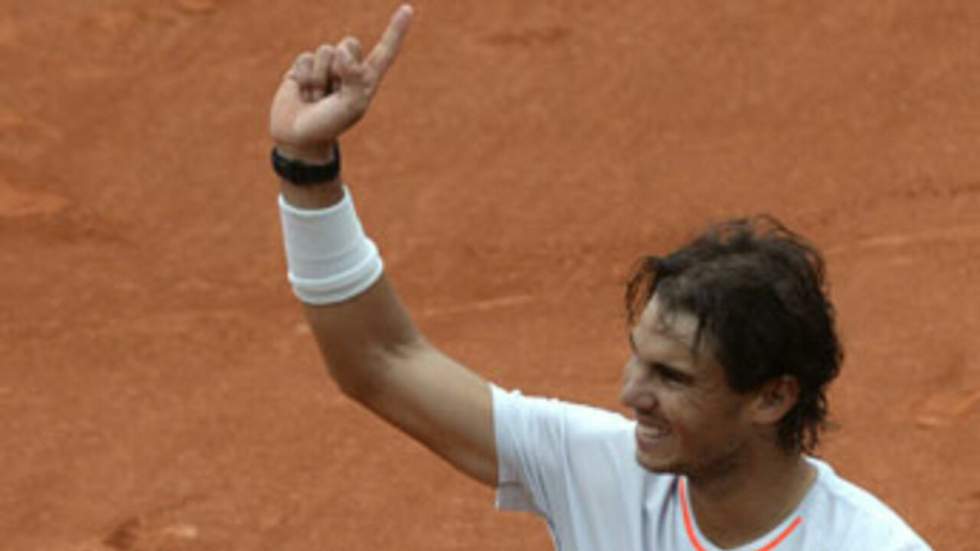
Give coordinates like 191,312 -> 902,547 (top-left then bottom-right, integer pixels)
492,385 -> 932,551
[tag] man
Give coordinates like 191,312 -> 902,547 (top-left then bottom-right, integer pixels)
268,5 -> 931,549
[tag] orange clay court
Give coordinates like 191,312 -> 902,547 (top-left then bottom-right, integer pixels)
1,1 -> 979,549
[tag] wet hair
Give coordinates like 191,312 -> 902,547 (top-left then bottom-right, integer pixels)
625,215 -> 842,454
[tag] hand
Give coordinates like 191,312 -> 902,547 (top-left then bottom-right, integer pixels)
269,4 -> 414,162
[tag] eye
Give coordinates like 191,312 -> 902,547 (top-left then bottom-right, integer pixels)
652,363 -> 689,385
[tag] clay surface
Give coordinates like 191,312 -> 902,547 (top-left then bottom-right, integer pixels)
2,1 -> 977,549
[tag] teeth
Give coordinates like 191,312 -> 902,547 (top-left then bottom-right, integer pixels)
638,424 -> 669,438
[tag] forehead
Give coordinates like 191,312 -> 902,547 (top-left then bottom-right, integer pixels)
633,296 -> 740,398
632,294 -> 722,372
636,294 -> 700,350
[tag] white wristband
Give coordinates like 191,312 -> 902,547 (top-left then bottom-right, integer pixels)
278,187 -> 384,304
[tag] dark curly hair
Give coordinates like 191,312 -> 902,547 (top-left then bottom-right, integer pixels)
625,215 -> 842,454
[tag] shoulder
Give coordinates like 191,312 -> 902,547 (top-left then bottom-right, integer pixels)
802,458 -> 933,550
491,385 -> 656,519
491,384 -> 633,440
491,385 -> 641,480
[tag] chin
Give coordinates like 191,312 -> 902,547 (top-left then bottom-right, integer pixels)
635,450 -> 684,474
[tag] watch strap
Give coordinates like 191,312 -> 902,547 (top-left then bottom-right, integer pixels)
271,143 -> 341,185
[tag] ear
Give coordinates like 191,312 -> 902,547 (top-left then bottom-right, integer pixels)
750,375 -> 800,425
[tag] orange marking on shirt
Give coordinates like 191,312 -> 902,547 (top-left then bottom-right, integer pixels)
678,477 -> 804,551
756,517 -> 803,551
679,478 -> 708,551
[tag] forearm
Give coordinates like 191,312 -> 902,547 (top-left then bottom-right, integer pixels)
269,11 -> 499,484
277,173 -> 496,483
277,162 -> 424,399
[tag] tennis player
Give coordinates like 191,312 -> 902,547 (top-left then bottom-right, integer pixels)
269,5 -> 932,549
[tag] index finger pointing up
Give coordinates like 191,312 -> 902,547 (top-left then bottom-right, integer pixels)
367,4 -> 414,76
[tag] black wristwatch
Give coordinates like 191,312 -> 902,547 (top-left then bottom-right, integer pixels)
271,143 -> 341,185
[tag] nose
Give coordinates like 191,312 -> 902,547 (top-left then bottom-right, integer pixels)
619,358 -> 656,411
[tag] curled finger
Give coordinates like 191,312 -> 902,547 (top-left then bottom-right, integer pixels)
293,52 -> 315,101
311,44 -> 335,100
338,36 -> 363,63
332,46 -> 362,82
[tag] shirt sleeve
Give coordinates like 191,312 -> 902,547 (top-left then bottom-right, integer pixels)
491,384 -> 632,518
492,384 -> 565,515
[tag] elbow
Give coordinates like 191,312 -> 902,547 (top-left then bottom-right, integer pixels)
325,343 -> 418,404
324,337 -> 424,403
328,362 -> 385,403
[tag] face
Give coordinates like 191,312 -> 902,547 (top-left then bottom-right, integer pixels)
619,294 -> 759,479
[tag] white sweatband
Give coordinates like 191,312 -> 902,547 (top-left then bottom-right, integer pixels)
278,187 -> 384,304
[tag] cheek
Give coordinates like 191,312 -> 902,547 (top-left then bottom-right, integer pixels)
660,392 -> 699,436
661,392 -> 716,439
671,396 -> 748,449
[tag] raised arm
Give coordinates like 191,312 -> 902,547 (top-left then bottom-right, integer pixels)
268,5 -> 496,487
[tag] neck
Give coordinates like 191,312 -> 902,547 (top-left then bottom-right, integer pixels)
685,449 -> 816,549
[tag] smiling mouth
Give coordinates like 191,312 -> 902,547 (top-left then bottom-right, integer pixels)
635,423 -> 671,450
